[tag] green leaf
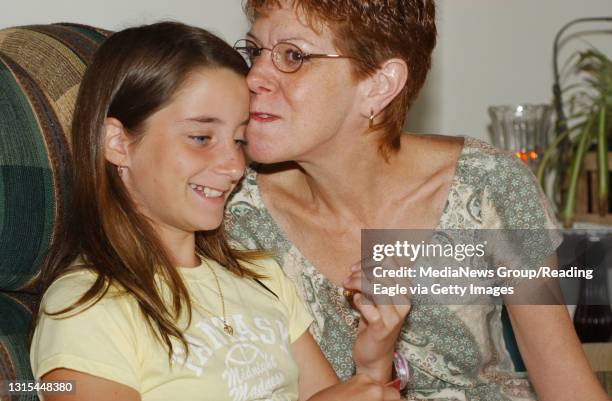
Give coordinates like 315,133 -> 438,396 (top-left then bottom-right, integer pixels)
561,116 -> 595,228
596,107 -> 609,216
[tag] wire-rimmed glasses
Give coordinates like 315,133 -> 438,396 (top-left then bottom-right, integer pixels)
233,39 -> 353,73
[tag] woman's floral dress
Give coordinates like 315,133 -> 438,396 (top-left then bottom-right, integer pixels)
225,137 -> 562,401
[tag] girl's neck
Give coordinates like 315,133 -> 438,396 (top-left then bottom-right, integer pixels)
154,225 -> 199,267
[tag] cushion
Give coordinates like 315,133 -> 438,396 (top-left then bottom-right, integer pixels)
0,23 -> 109,396
0,23 -> 108,291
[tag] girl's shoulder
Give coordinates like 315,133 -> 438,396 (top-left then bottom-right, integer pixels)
41,260 -> 132,318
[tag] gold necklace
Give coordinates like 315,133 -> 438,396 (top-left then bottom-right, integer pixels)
193,260 -> 234,336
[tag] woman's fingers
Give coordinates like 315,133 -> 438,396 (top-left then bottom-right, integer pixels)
342,260 -> 412,340
343,266 -> 411,305
352,293 -> 382,326
352,293 -> 407,339
383,386 -> 401,401
343,270 -> 411,322
342,270 -> 363,293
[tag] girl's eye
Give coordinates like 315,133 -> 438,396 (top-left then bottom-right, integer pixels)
189,135 -> 211,145
235,138 -> 248,147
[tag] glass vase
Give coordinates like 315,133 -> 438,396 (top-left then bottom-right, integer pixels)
488,104 -> 553,171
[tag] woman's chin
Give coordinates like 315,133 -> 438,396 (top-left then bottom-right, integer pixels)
245,141 -> 286,164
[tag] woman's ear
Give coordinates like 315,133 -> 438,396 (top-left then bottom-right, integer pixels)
103,117 -> 130,167
361,58 -> 409,118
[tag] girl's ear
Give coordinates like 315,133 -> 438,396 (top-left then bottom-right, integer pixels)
103,117 -> 131,167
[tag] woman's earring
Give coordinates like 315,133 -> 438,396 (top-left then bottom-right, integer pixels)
117,165 -> 125,176
369,109 -> 375,129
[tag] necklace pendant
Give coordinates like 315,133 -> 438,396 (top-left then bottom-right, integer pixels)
223,323 -> 234,336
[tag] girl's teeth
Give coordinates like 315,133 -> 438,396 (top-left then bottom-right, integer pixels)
204,187 -> 223,198
190,184 -> 223,198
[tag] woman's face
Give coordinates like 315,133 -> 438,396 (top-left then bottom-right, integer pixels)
122,68 -> 249,236
245,6 -> 363,163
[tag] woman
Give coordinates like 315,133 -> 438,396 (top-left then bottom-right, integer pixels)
224,1 -> 609,400
29,22 -> 407,401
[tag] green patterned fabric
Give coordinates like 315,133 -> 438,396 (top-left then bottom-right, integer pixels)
0,23 -> 108,398
225,137 -> 563,401
0,293 -> 38,401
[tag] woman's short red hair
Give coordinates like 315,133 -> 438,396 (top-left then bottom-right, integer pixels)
244,0 -> 437,156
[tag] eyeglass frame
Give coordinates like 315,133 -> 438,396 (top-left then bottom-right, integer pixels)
233,38 -> 354,73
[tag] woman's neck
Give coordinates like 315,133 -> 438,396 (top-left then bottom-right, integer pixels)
290,134 -> 416,226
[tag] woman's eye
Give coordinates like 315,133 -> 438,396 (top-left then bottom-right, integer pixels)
235,138 -> 248,147
189,135 -> 211,145
246,46 -> 261,60
286,49 -> 304,63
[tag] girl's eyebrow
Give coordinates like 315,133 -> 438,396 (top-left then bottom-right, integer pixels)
180,116 -> 250,126
181,116 -> 221,124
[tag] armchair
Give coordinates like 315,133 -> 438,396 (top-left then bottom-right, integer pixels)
0,23 -> 108,400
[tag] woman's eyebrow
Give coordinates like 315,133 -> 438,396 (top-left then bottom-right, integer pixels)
280,37 -> 315,46
246,32 -> 315,47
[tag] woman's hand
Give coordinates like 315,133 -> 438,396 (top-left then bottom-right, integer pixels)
343,262 -> 411,383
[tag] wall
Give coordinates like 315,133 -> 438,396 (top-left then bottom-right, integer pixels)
407,0 -> 612,142
0,0 -> 249,46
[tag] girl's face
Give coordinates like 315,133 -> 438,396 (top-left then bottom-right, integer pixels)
120,68 -> 249,236
244,6 -> 364,163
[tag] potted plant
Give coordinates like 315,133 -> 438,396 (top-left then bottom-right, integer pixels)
537,47 -> 612,228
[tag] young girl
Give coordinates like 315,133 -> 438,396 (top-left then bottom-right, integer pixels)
29,22 -> 408,401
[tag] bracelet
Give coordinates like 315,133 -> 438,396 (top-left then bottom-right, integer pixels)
392,351 -> 411,391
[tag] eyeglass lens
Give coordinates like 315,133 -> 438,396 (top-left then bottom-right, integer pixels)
234,39 -> 305,73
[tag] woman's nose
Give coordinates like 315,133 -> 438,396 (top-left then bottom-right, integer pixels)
246,55 -> 277,95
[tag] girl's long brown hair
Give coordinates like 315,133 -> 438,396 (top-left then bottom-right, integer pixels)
32,21 -> 264,359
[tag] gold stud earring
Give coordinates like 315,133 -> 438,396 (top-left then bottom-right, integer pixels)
369,109 -> 375,129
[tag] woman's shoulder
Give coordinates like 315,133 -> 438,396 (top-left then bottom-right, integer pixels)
458,136 -> 541,189
404,133 -> 526,187
458,136 -> 524,174
428,135 -> 536,192
456,137 -> 560,229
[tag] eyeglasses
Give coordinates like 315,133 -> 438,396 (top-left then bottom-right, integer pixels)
233,39 -> 353,73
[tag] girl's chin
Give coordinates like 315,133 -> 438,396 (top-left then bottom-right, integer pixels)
192,220 -> 223,232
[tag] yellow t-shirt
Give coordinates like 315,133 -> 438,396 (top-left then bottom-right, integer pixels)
30,257 -> 313,401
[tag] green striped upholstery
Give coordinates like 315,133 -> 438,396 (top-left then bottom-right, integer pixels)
0,24 -> 108,398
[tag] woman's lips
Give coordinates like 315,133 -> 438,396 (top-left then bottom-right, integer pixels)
250,112 -> 280,123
